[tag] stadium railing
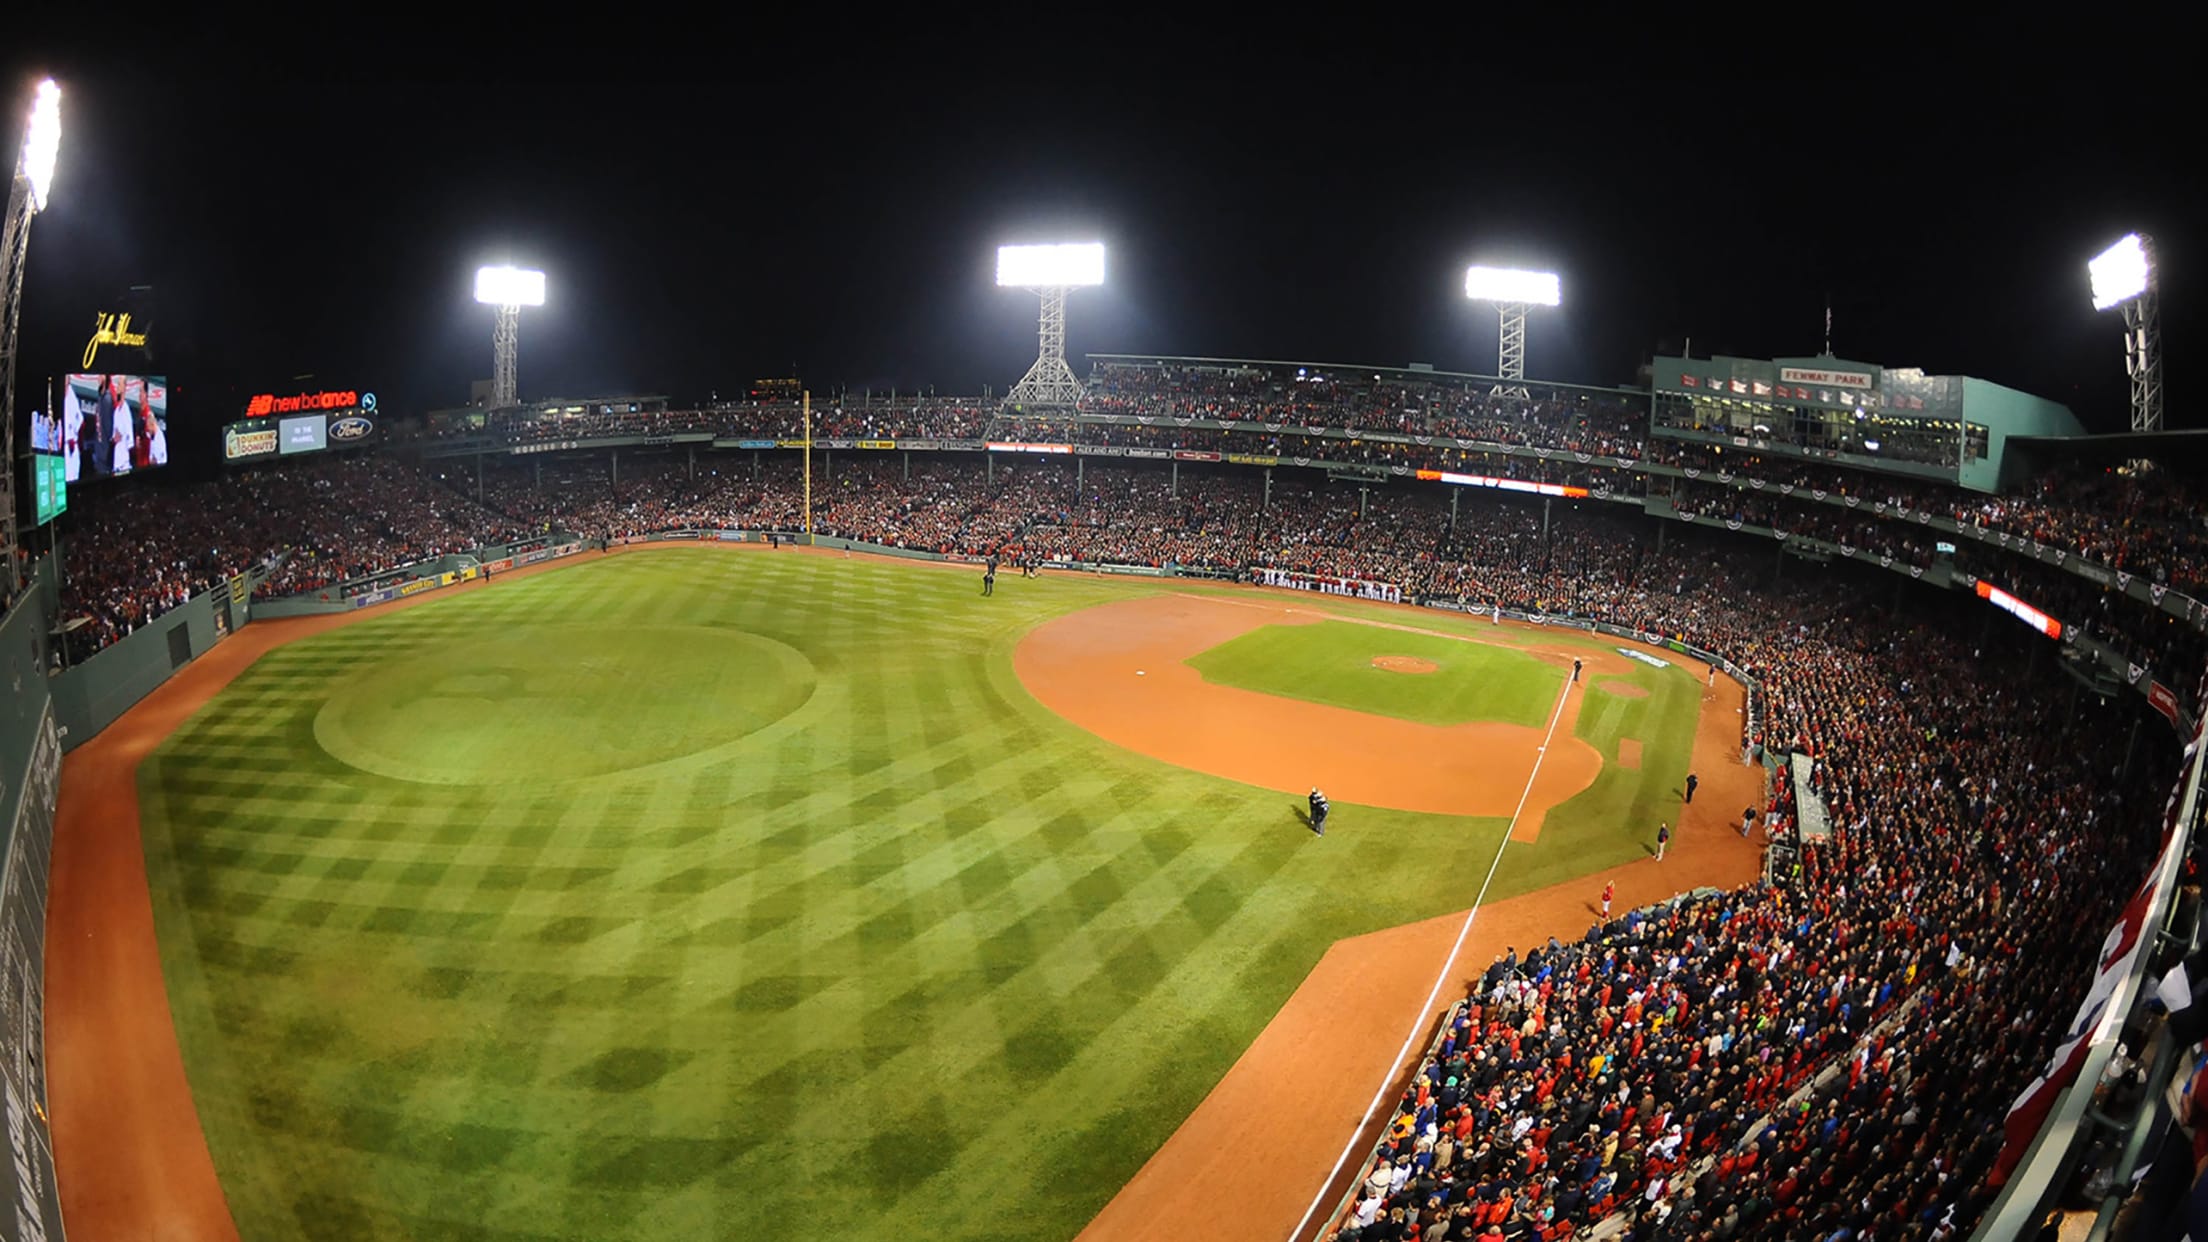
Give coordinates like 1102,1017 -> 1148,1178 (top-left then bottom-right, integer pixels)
1969,664 -> 2208,1240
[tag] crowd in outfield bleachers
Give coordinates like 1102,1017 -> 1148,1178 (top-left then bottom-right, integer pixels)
28,377 -> 2207,1237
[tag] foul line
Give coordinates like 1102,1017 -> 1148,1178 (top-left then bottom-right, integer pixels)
1283,671 -> 1576,1242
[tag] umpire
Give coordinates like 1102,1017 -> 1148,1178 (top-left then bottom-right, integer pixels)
1309,788 -> 1329,836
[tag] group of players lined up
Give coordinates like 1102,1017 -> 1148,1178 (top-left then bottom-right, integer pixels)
32,446 -> 2208,721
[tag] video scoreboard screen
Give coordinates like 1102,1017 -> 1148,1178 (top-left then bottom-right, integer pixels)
58,373 -> 169,482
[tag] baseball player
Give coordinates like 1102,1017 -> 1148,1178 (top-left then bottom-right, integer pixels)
1656,822 -> 1671,861
1309,788 -> 1329,836
1601,880 -> 1614,919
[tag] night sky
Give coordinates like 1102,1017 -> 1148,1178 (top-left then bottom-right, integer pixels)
3,35 -> 2197,459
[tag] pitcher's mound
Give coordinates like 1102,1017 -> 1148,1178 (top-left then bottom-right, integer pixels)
1371,656 -> 1439,674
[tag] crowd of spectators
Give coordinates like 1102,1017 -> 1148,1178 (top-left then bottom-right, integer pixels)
1330,565 -> 2173,1241
439,399 -> 998,446
1079,361 -> 1649,458
56,456 -> 524,654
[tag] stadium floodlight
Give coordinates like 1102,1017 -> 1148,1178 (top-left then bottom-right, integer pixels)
997,242 -> 1105,289
1465,265 -> 1561,399
1464,266 -> 1561,307
2086,234 -> 2162,434
475,264 -> 546,308
473,264 -> 546,409
2089,234 -> 2149,311
21,79 -> 60,213
3,76 -> 65,592
998,242 -> 1104,409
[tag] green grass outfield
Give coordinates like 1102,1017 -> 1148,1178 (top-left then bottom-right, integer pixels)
136,551 -> 1699,1241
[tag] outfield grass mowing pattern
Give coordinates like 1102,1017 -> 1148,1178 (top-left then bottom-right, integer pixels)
137,553 -> 1678,1240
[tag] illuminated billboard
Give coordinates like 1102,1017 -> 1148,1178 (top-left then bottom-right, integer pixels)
1414,469 -> 1589,498
61,373 -> 168,481
224,418 -> 279,461
280,414 -> 328,455
1975,579 -> 2063,640
224,389 -> 374,464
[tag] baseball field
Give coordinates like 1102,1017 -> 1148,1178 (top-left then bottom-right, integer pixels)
57,546 -> 1733,1241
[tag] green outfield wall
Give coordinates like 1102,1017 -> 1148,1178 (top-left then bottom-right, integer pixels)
46,575 -> 243,752
1,569 -> 70,1241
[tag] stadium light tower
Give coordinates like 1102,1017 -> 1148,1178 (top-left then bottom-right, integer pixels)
2,77 -> 62,592
2088,233 -> 2163,435
474,264 -> 546,410
1465,265 -> 1561,401
998,242 -> 1104,409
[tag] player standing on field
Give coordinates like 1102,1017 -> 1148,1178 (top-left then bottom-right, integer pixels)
1309,788 -> 1328,836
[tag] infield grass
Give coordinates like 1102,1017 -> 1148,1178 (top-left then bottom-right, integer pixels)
136,549 -> 1696,1241
1185,619 -> 1563,728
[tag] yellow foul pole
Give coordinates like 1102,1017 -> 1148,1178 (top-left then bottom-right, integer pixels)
802,391 -> 812,542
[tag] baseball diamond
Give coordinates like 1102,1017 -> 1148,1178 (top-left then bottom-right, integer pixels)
56,545 -> 1745,1242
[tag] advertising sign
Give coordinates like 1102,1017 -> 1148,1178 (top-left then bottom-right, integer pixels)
329,415 -> 375,443
224,421 -> 280,461
280,415 -> 328,455
1976,579 -> 2064,639
246,389 -> 362,417
82,311 -> 150,369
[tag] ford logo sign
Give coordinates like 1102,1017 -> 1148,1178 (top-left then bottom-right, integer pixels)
329,416 -> 374,441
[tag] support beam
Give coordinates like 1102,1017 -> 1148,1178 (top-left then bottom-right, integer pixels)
490,303 -> 520,408
1172,459 -> 1179,497
1002,285 -> 1086,409
1266,467 -> 1274,512
903,450 -> 910,482
1449,486 -> 1458,532
1492,302 -> 1531,401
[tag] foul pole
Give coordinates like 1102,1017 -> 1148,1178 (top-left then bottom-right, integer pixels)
802,391 -> 813,543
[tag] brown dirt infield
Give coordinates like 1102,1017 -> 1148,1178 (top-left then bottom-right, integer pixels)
1072,594 -> 1767,1242
1014,592 -> 1652,838
1370,655 -> 1437,674
46,547 -> 1767,1242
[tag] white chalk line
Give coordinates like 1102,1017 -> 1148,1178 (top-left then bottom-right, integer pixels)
1282,671 -> 1576,1242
